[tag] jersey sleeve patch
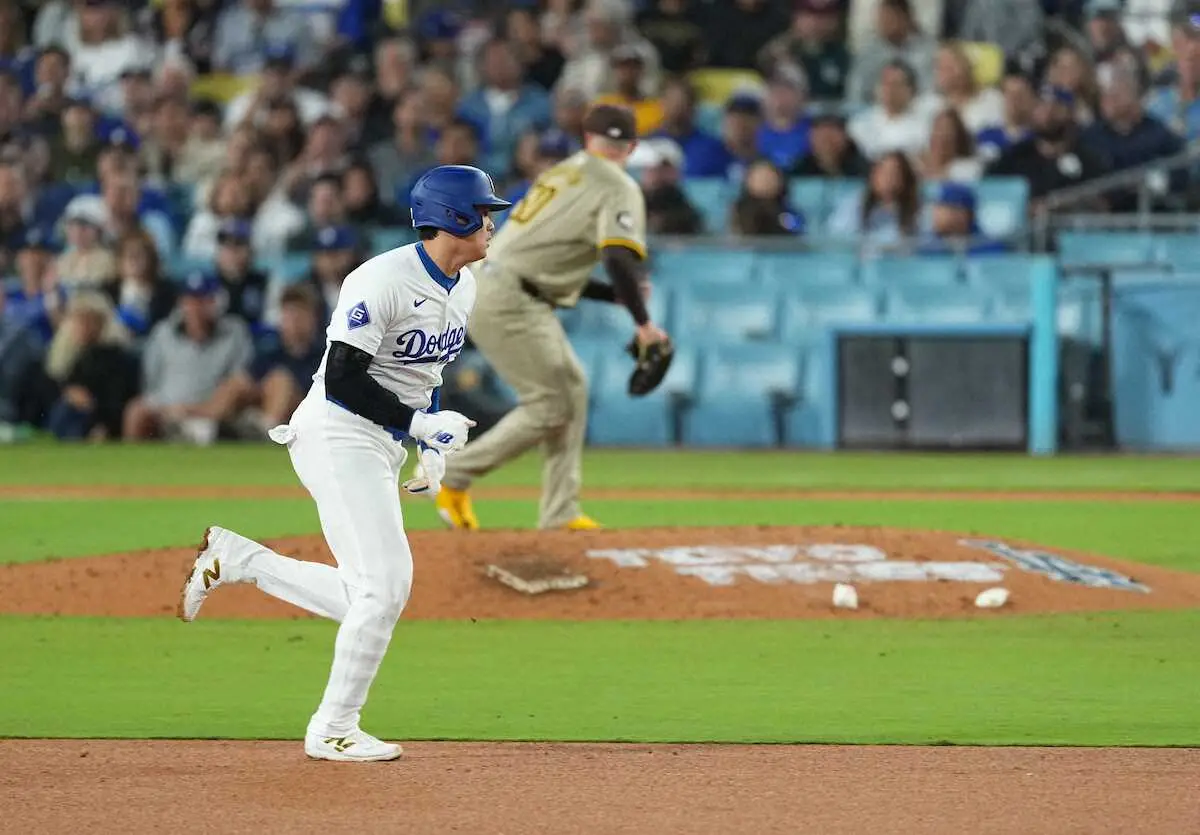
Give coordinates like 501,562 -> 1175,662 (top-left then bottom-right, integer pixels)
347,301 -> 371,330
615,210 -> 635,232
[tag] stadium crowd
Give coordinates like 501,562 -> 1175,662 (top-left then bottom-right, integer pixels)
0,0 -> 1197,442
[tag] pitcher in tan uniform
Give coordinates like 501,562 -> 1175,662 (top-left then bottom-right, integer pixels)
437,105 -> 669,530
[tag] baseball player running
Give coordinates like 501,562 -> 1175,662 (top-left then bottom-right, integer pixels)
437,104 -> 670,531
177,165 -> 510,762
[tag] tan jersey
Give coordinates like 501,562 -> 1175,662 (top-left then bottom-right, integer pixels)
485,150 -> 647,307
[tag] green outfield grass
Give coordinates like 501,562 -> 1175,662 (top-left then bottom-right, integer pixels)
1,443 -> 1198,746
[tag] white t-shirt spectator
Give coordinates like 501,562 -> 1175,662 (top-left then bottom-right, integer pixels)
67,35 -> 154,116
919,88 -> 1006,135
848,105 -> 932,160
223,87 -> 332,130
182,195 -> 306,261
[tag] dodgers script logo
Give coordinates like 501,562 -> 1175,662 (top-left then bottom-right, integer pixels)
393,326 -> 466,364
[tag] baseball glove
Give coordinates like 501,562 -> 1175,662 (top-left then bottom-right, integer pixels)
626,337 -> 674,397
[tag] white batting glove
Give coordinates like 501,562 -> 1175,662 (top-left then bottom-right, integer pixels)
401,446 -> 446,496
408,410 -> 476,454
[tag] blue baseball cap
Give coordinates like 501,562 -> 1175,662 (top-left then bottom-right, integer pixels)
418,10 -> 463,41
181,270 -> 222,297
19,225 -> 60,253
537,128 -> 573,160
725,91 -> 763,116
263,42 -> 297,69
1040,84 -> 1075,107
935,182 -> 977,212
314,225 -> 358,252
217,217 -> 253,244
102,123 -> 140,150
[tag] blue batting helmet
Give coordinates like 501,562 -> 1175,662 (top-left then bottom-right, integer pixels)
410,165 -> 511,237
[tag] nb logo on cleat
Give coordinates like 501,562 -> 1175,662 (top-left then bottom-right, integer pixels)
202,559 -> 221,590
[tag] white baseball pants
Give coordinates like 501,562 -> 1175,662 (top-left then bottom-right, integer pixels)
230,388 -> 413,737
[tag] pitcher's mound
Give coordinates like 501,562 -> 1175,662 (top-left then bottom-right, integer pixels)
3,526 -> 1199,620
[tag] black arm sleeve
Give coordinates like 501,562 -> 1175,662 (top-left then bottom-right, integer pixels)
580,279 -> 617,303
600,245 -> 650,326
325,341 -> 417,433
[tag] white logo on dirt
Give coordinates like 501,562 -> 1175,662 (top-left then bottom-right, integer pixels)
586,544 -> 1007,587
959,540 -> 1150,592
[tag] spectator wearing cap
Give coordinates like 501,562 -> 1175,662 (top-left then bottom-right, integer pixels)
504,128 -> 574,208
848,59 -> 932,159
921,42 -> 1003,136
21,46 -> 72,135
987,86 -> 1108,202
368,88 -> 437,207
44,289 -> 136,440
827,150 -> 921,250
276,224 -> 360,327
976,70 -> 1037,163
918,182 -> 1008,256
594,45 -> 665,136
112,228 -> 176,337
636,0 -> 706,76
205,284 -> 324,440
4,225 -> 60,344
343,158 -> 408,227
213,0 -> 315,75
1147,16 -> 1200,139
123,269 -> 253,443
47,98 -> 101,185
213,218 -> 270,332
56,194 -> 116,292
918,108 -> 982,183
721,94 -> 766,182
1046,45 -> 1100,126
0,160 -> 31,275
1083,65 -> 1184,211
948,0 -> 1044,62
846,0 -> 936,105
415,10 -> 467,87
792,113 -> 869,176
457,38 -> 552,178
558,0 -> 662,101
756,67 -> 813,170
705,0 -> 789,70
759,0 -> 851,101
730,158 -> 806,237
101,169 -> 176,260
287,172 -> 348,252
505,6 -> 566,90
650,77 -> 728,177
631,138 -> 704,235
115,64 -> 156,138
224,43 -> 331,132
64,0 -> 152,116
0,285 -> 44,429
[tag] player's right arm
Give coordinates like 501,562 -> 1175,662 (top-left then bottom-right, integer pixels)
323,272 -> 474,452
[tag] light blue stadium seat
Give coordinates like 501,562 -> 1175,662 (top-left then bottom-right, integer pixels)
1057,232 -> 1157,268
990,285 -> 1033,323
821,178 -> 865,232
672,283 -> 779,341
861,255 -> 961,286
1057,276 -> 1102,343
964,254 -> 1042,290
588,344 -> 698,446
265,253 -> 313,284
369,227 -> 416,255
785,343 -> 828,447
682,343 -> 801,447
569,337 -> 611,382
759,252 -> 857,288
778,285 -> 880,340
884,284 -> 991,324
653,249 -> 756,285
681,178 -> 734,234
1154,235 -> 1200,271
1110,267 -> 1174,285
166,255 -> 216,281
975,178 -> 1029,237
573,289 -> 672,336
788,179 -> 826,228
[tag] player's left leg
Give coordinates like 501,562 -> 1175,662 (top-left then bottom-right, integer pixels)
537,343 -> 594,530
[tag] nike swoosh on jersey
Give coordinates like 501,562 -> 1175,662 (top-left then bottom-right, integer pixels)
414,298 -> 428,308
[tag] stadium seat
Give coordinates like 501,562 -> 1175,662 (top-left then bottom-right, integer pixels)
682,343 -> 801,447
787,179 -> 827,229
822,179 -> 865,232
672,283 -> 779,341
575,297 -> 639,338
1057,277 -> 1102,343
570,337 -> 611,383
778,285 -> 880,340
759,252 -> 858,288
883,284 -> 991,324
785,344 -> 829,447
1057,232 -> 1157,268
861,255 -> 961,287
1154,235 -> 1200,271
989,285 -> 1033,323
588,344 -> 698,446
681,178 -> 735,234
975,178 -> 1030,237
265,253 -> 313,284
369,226 -> 417,255
964,254 -> 1042,290
652,249 -> 756,285
166,255 -> 216,281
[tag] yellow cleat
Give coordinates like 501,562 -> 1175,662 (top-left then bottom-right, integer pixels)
436,487 -> 479,530
565,514 -> 603,531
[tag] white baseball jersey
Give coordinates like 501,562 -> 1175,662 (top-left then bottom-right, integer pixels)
314,242 -> 476,411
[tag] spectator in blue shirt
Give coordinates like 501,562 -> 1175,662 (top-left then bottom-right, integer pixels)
976,70 -> 1037,164
5,225 -> 61,345
456,38 -> 552,179
721,93 -> 765,182
756,66 -> 812,170
0,2 -> 36,95
1084,65 -> 1185,211
918,183 -> 1008,256
651,77 -> 729,177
